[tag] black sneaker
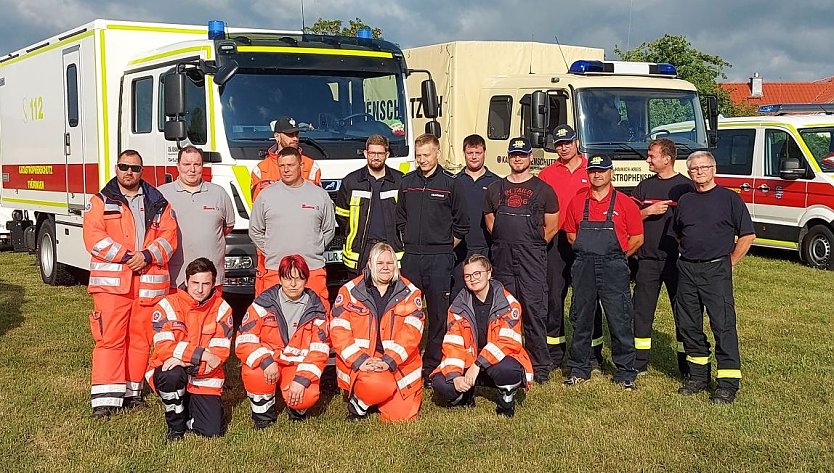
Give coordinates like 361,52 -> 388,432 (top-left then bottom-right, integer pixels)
346,412 -> 368,422
254,419 -> 276,430
710,388 -> 736,404
123,396 -> 147,410
618,379 -> 637,391
92,406 -> 116,419
496,404 -> 515,418
287,409 -> 307,422
165,429 -> 185,443
677,379 -> 709,395
563,376 -> 589,386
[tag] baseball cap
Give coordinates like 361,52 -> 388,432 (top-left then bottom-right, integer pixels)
273,116 -> 300,133
586,154 -> 614,170
551,125 -> 577,143
507,137 -> 532,155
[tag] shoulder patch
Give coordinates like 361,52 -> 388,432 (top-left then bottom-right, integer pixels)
334,293 -> 344,306
413,296 -> 423,309
152,311 -> 163,323
510,307 -> 520,320
84,201 -> 92,213
226,314 -> 233,326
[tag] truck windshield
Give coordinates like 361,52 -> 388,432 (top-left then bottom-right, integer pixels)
799,127 -> 834,172
576,88 -> 708,158
220,70 -> 407,158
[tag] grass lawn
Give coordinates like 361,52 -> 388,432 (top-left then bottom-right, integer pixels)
1,249 -> 832,472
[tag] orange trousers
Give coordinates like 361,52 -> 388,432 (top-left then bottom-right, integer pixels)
256,265 -> 329,311
89,288 -> 152,407
353,370 -> 422,422
241,363 -> 320,411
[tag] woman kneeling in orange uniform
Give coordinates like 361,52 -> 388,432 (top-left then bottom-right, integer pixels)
330,242 -> 425,421
236,254 -> 330,428
431,254 -> 533,417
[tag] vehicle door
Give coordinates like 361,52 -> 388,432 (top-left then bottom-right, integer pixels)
62,47 -> 86,211
752,128 -> 808,243
713,127 -> 757,212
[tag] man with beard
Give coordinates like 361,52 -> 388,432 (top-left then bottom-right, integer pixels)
484,137 -> 559,383
336,134 -> 404,278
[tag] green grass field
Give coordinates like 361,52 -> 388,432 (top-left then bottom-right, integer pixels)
1,249 -> 832,472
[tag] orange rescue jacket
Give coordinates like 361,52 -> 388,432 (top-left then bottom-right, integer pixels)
83,178 -> 178,305
235,286 -> 330,388
330,273 -> 424,397
251,144 -> 322,201
146,288 -> 234,395
434,281 -> 534,387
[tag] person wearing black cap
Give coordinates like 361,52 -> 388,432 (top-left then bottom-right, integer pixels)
397,133 -> 469,384
539,125 -> 606,372
673,151 -> 754,404
451,134 -> 500,299
562,154 -> 643,389
484,137 -> 559,383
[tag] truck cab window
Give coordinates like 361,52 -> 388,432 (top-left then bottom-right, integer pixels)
132,76 -> 153,134
487,95 -> 512,140
157,73 -> 207,145
714,129 -> 755,175
799,128 -> 834,172
765,129 -> 804,177
66,64 -> 79,127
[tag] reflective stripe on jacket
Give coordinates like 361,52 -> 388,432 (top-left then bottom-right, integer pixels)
146,289 -> 233,395
251,144 -> 321,201
330,273 -> 424,397
83,178 -> 178,305
235,287 -> 330,388
433,281 -> 534,387
334,165 -> 404,269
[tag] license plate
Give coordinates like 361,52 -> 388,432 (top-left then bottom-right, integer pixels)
324,250 -> 342,263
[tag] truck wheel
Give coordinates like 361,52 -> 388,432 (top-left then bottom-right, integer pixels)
36,219 -> 77,285
800,225 -> 834,270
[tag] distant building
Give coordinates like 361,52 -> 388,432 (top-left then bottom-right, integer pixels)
721,72 -> 834,110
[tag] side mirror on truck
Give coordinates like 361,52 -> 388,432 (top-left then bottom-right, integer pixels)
163,72 -> 187,141
528,91 -> 548,147
425,120 -> 441,138
706,94 -> 719,148
421,79 -> 439,119
780,157 -> 808,181
213,60 -> 239,86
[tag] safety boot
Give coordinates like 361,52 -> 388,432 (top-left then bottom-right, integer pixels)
495,388 -> 517,418
166,429 -> 185,443
710,388 -> 736,404
287,408 -> 308,422
92,406 -> 117,419
677,378 -> 709,395
123,396 -> 147,410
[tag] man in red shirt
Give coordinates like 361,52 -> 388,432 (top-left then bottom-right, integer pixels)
562,154 -> 643,388
539,125 -> 604,372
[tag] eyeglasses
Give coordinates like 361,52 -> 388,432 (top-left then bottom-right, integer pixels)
117,163 -> 143,173
366,152 -> 388,158
688,165 -> 715,173
463,270 -> 486,281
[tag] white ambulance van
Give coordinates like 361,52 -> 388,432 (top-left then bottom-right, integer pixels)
715,105 -> 834,269
0,20 -> 437,293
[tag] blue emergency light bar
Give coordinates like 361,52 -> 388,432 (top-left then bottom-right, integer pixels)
208,20 -> 226,40
569,60 -> 677,78
356,28 -> 372,39
758,103 -> 834,115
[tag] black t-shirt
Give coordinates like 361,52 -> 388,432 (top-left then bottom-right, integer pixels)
484,177 -> 559,240
472,285 -> 494,351
457,169 -> 500,251
674,185 -> 755,261
366,176 -> 386,241
633,173 -> 693,260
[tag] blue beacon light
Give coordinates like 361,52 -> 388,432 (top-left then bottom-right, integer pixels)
208,20 -> 226,40
356,28 -> 372,39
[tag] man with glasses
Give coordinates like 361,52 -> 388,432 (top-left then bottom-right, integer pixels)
335,134 -> 404,278
484,137 -> 559,383
159,146 -> 235,290
673,151 -> 755,404
83,149 -> 178,418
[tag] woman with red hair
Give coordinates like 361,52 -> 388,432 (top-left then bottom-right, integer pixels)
235,254 -> 330,428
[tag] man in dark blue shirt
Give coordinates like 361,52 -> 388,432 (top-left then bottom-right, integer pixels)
452,134 -> 499,298
674,151 -> 755,404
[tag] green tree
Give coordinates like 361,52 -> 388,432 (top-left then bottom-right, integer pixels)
615,34 -> 751,117
304,17 -> 382,39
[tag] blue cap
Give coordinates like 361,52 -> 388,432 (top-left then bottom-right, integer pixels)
586,154 -> 614,170
551,125 -> 577,143
507,137 -> 532,155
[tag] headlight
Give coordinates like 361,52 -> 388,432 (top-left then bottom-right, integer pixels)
225,255 -> 253,270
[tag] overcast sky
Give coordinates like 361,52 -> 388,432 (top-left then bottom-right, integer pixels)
1,0 -> 831,83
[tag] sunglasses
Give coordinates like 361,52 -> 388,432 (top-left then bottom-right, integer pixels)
117,163 -> 143,173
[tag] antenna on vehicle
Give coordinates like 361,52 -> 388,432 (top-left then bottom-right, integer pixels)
300,0 -> 306,32
529,33 -> 534,74
554,34 -> 569,71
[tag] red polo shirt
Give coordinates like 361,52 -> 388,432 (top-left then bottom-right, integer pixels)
563,187 -> 644,252
539,156 -> 590,228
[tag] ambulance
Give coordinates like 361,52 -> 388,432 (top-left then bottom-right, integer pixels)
0,19 -> 438,293
715,105 -> 834,269
404,41 -> 718,188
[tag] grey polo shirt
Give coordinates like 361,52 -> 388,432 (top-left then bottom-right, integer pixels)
279,290 -> 309,339
124,187 -> 145,251
159,180 -> 235,287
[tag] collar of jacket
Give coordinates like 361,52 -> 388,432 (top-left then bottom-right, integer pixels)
358,165 -> 398,184
175,287 -> 220,311
100,177 -> 169,230
350,271 -> 411,316
254,286 -> 327,343
450,279 -> 511,329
